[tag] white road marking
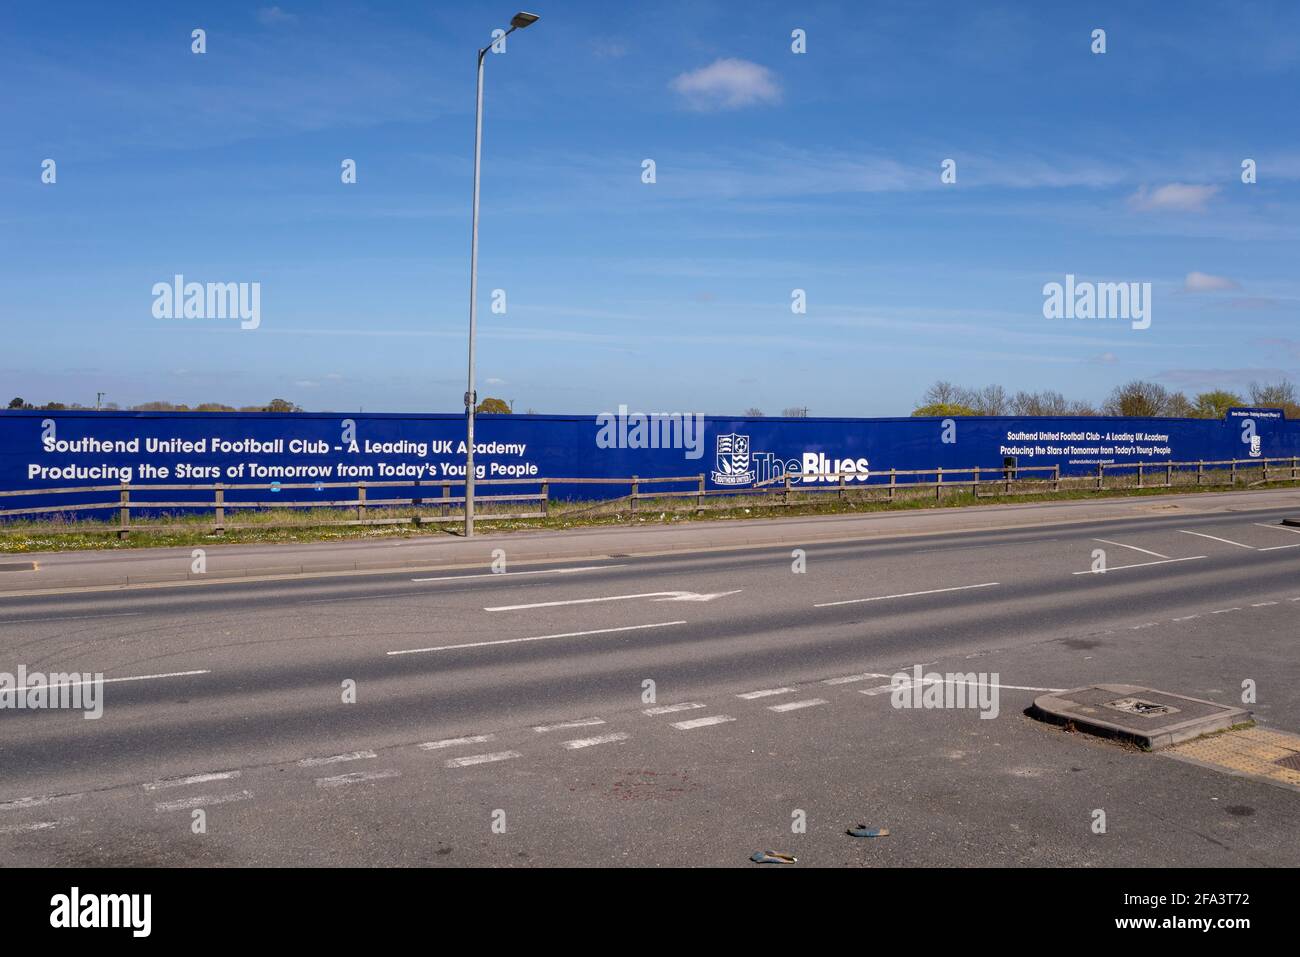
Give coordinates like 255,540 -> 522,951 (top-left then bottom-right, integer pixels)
485,590 -> 740,611
143,771 -> 241,791
642,702 -> 704,715
1073,556 -> 1206,575
1251,601 -> 1279,608
1178,529 -> 1255,549
8,669 -> 211,694
1212,607 -> 1242,614
297,751 -> 376,767
418,734 -> 494,751
445,750 -> 522,768
1259,543 -> 1300,551
671,714 -> 735,731
563,732 -> 630,749
1172,614 -> 1201,622
925,679 -> 1065,692
0,612 -> 141,626
533,717 -> 604,733
822,672 -> 890,685
814,582 -> 999,608
315,770 -> 400,788
0,819 -> 72,835
154,790 -> 254,812
387,620 -> 686,655
0,793 -> 83,812
1131,622 -> 1159,630
1093,538 -> 1169,559
768,698 -> 827,712
859,683 -> 901,696
736,687 -> 794,700
411,564 -> 626,583
1254,523 -> 1300,536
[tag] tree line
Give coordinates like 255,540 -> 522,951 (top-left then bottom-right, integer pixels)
911,379 -> 1300,419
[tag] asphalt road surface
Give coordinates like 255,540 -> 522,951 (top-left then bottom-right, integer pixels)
3,499 -> 1299,866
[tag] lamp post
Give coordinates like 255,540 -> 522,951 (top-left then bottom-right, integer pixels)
465,11 -> 540,538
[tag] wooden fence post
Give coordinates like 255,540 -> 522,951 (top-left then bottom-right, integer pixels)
783,473 -> 791,506
697,474 -> 705,513
936,467 -> 943,501
214,484 -> 225,535
357,482 -> 367,521
1231,460 -> 1238,486
973,465 -> 980,499
442,482 -> 451,516
118,481 -> 130,538
541,480 -> 549,517
1054,464 -> 1061,493
1196,461 -> 1203,486
1096,463 -> 1103,492
1165,463 -> 1173,488
630,476 -> 638,513
1137,463 -> 1144,489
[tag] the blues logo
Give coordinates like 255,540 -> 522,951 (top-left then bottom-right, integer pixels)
711,433 -> 756,486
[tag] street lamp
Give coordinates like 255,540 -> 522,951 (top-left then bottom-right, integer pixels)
465,10 -> 540,538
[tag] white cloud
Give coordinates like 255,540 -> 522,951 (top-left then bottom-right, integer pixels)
670,58 -> 781,111
257,7 -> 297,26
1183,271 -> 1241,292
1129,183 -> 1220,212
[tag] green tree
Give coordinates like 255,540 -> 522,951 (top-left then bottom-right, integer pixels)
263,398 -> 303,413
475,397 -> 511,414
912,402 -> 979,417
1192,390 -> 1245,419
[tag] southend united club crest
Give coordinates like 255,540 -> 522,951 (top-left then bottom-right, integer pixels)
710,433 -> 756,486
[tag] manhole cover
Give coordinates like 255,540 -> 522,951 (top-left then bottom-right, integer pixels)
1274,753 -> 1300,771
1106,697 -> 1180,717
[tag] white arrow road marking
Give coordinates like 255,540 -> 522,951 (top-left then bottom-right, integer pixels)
484,590 -> 741,611
387,620 -> 686,655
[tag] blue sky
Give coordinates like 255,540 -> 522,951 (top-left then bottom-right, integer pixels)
2,0 -> 1297,415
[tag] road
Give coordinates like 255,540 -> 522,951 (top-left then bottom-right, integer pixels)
2,495 -> 1299,866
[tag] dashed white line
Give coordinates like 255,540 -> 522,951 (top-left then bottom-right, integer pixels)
315,770 -> 400,788
1178,529 -> 1254,549
1093,538 -> 1170,559
143,771 -> 241,791
642,702 -> 704,715
0,819 -> 73,835
736,687 -> 795,700
445,751 -> 522,768
418,734 -> 494,751
0,793 -> 83,812
297,751 -> 376,767
860,683 -> 904,696
1251,601 -> 1279,608
1254,523 -> 1300,536
563,732 -> 630,750
671,715 -> 735,731
387,620 -> 686,655
411,564 -> 626,583
1073,556 -> 1206,575
8,669 -> 211,694
154,790 -> 254,812
768,698 -> 827,713
533,717 -> 604,733
0,612 -> 141,625
1212,607 -> 1242,614
1172,614 -> 1201,622
814,582 -> 999,608
822,672 -> 891,685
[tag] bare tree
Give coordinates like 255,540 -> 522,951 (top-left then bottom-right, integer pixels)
1103,380 -> 1173,417
781,407 -> 809,417
742,407 -> 765,417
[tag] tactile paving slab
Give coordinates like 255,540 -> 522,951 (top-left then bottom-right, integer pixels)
1030,684 -> 1249,750
1166,727 -> 1300,791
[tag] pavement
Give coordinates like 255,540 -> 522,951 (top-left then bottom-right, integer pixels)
2,488 -> 1299,866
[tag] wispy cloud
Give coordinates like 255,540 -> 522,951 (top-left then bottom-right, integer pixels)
257,7 -> 298,26
1182,271 -> 1241,292
1128,183 -> 1220,212
671,58 -> 781,111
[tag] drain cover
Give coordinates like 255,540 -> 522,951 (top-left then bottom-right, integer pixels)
1106,697 -> 1180,717
1031,684 -> 1249,750
1274,753 -> 1300,771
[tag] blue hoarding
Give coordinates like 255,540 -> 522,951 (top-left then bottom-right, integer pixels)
0,407 -> 1295,518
